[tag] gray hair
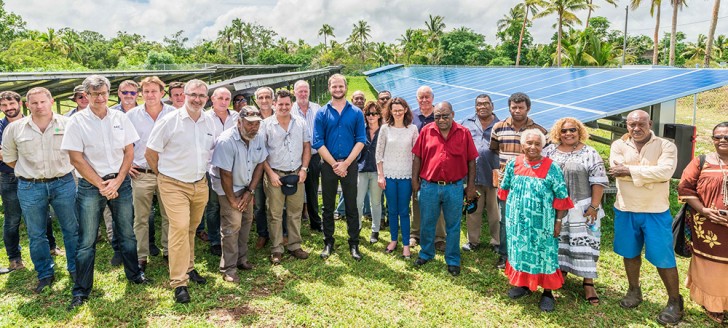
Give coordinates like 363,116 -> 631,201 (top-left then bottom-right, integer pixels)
83,75 -> 111,94
416,85 -> 433,98
184,79 -> 208,94
293,80 -> 309,90
520,128 -> 546,146
255,87 -> 274,98
211,87 -> 231,97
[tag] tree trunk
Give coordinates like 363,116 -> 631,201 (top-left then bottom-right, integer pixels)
516,3 -> 529,67
653,3 -> 661,65
669,0 -> 678,66
704,0 -> 721,67
324,35 -> 328,50
557,16 -> 563,67
585,0 -> 593,29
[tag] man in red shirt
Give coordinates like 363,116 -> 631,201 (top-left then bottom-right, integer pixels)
412,101 -> 478,276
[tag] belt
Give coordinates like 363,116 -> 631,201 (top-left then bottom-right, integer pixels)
273,168 -> 299,175
136,168 -> 155,174
17,174 -> 66,183
424,179 -> 459,185
102,173 -> 119,181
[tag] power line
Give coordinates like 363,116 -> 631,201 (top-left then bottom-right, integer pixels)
629,15 -> 727,32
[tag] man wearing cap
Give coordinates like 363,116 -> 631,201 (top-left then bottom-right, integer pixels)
2,87 -> 79,293
146,79 -> 214,304
262,89 -> 311,264
110,80 -> 139,113
292,80 -> 323,232
65,85 -> 89,117
63,75 -> 150,311
126,76 -> 176,271
313,74 -> 366,261
232,94 -> 247,112
167,82 -> 186,109
211,105 -> 267,282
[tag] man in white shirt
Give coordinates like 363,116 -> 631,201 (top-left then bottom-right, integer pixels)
292,80 -> 323,232
167,82 -> 186,109
253,87 -> 276,249
2,87 -> 78,293
62,75 -> 149,311
211,106 -> 267,283
126,76 -> 176,271
146,79 -> 215,304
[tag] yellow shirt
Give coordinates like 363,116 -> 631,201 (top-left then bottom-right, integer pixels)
609,132 -> 677,213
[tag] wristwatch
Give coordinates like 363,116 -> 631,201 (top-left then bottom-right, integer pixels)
301,166 -> 309,173
244,186 -> 255,195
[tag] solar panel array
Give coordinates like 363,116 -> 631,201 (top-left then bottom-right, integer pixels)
365,65 -> 728,129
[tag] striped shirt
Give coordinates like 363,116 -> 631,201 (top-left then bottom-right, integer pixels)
489,117 -> 547,169
292,101 -> 321,154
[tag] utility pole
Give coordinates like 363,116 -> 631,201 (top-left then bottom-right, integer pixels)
622,5 -> 628,66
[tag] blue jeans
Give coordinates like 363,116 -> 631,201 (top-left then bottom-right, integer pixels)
1,172 -> 23,261
418,180 -> 463,266
73,176 -> 141,297
202,177 -> 221,246
385,178 -> 411,245
17,173 -> 78,279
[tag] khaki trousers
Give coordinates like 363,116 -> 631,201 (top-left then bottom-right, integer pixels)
157,174 -> 208,288
466,185 -> 500,246
411,197 -> 446,242
132,172 -> 169,260
265,173 -> 304,254
218,193 -> 253,274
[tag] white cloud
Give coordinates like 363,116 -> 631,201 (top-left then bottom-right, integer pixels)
6,0 -> 724,48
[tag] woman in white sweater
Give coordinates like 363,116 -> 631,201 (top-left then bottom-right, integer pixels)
376,97 -> 419,259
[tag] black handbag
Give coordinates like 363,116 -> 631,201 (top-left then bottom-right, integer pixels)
672,155 -> 705,258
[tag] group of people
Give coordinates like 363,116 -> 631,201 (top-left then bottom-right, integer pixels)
0,72 -> 725,325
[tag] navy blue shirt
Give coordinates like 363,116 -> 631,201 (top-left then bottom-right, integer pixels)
412,108 -> 435,132
460,114 -> 500,187
0,118 -> 15,174
357,126 -> 380,172
312,101 -> 366,160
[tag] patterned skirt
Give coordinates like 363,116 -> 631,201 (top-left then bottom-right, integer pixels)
557,198 -> 603,279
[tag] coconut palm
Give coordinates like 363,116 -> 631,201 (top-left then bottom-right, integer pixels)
425,14 -> 446,43
668,0 -> 688,66
584,0 -> 618,29
630,0 -> 662,65
231,18 -> 245,64
704,0 -> 721,67
517,0 -> 547,66
318,24 -> 335,49
682,34 -> 707,60
350,20 -> 371,63
536,0 -> 593,67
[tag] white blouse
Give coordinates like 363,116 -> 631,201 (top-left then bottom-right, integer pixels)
375,124 -> 419,179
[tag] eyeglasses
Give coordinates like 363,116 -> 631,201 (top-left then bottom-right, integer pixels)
560,128 -> 578,133
89,92 -> 108,99
185,93 -> 208,99
712,135 -> 728,141
365,112 -> 380,117
434,114 -> 451,120
120,91 -> 138,96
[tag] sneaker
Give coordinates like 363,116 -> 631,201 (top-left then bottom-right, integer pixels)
461,242 -> 479,252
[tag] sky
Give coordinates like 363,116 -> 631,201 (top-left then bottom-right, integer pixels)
6,0 -> 726,47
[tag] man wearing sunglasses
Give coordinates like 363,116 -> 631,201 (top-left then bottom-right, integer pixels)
376,90 -> 391,108
65,85 -> 89,117
111,80 -> 140,113
490,92 -> 547,270
608,110 -> 682,325
232,94 -> 247,112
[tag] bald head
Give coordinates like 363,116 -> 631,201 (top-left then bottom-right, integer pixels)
351,90 -> 366,109
434,101 -> 454,132
627,110 -> 650,122
211,88 -> 232,112
626,109 -> 652,143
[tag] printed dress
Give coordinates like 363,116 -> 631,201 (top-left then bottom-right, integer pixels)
543,144 -> 608,279
498,155 -> 574,291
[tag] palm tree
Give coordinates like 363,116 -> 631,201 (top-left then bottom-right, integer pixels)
584,0 -> 618,29
682,34 -> 707,60
630,0 -> 662,65
517,0 -> 547,66
497,5 -> 525,32
668,0 -> 687,66
318,24 -> 335,49
350,20 -> 371,63
216,26 -> 234,56
536,0 -> 593,67
372,42 -> 391,66
39,28 -> 61,53
704,0 -> 721,67
425,14 -> 446,43
231,18 -> 245,64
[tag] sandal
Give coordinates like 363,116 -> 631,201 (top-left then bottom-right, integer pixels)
583,282 -> 600,306
384,241 -> 397,254
704,307 -> 724,324
539,292 -> 556,312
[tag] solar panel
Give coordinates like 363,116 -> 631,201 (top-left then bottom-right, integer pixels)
364,65 -> 728,130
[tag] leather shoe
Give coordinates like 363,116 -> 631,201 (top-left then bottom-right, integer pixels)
131,273 -> 153,285
67,296 -> 87,311
320,243 -> 333,259
110,252 -> 122,267
34,276 -> 55,293
270,252 -> 283,265
496,256 -> 507,270
289,248 -> 310,259
255,237 -> 268,249
619,286 -> 643,309
447,265 -> 461,276
210,245 -> 222,256
435,241 -> 446,252
237,262 -> 253,270
187,269 -> 207,285
50,247 -> 65,256
222,272 -> 240,283
174,286 -> 191,303
414,257 -> 430,267
656,295 -> 684,325
149,244 -> 161,256
138,260 -> 147,272
9,258 -> 25,271
350,245 -> 363,261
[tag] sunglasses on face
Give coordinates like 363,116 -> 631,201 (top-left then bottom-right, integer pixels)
712,135 -> 728,141
75,95 -> 87,100
121,91 -> 138,96
378,96 -> 391,101
560,128 -> 578,133
365,112 -> 380,117
234,99 -> 246,103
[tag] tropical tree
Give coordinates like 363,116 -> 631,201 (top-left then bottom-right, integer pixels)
536,0 -> 593,67
39,28 -> 61,53
516,0 -> 546,66
668,0 -> 687,66
318,24 -> 335,49
371,42 -> 391,66
0,0 -> 26,50
231,18 -> 245,64
350,20 -> 371,63
704,0 -> 721,67
216,26 -> 234,56
424,14 -> 446,43
630,0 -> 662,65
584,0 -> 618,29
682,33 -> 707,60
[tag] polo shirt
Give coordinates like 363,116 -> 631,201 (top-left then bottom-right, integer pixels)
490,117 -> 547,168
210,126 -> 268,196
312,101 -> 366,160
126,103 -> 177,169
263,114 -> 310,171
412,108 -> 435,132
292,101 -> 321,155
412,122 -> 478,182
0,117 -> 16,174
147,107 -> 215,183
460,114 -> 500,187
61,107 -> 139,177
2,114 -> 74,179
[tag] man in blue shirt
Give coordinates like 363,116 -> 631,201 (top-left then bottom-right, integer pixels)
459,94 -> 501,252
312,74 -> 366,261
